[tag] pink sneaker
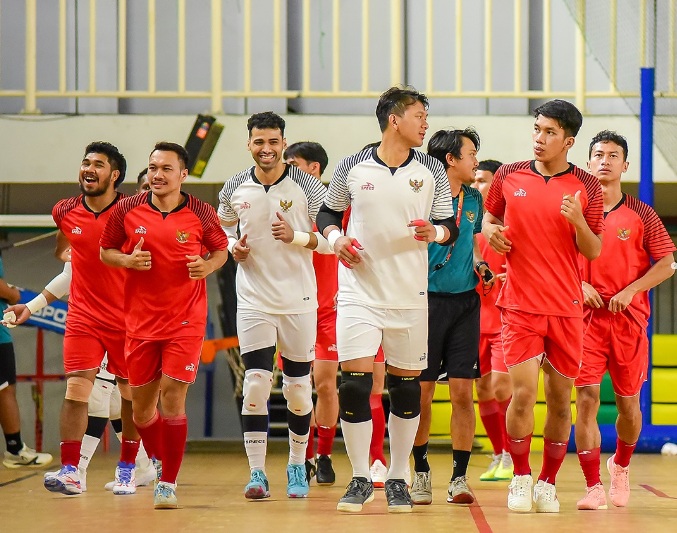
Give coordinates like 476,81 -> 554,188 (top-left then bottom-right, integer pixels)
577,483 -> 608,510
606,455 -> 630,507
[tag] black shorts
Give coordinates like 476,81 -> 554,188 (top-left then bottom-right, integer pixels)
420,290 -> 480,381
0,342 -> 17,388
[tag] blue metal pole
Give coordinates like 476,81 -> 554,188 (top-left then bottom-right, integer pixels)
639,67 -> 655,425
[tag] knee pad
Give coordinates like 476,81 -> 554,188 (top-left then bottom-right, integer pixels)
242,369 -> 273,416
116,380 -> 132,401
109,385 -> 122,420
282,374 -> 313,416
242,346 -> 276,372
65,376 -> 94,403
339,371 -> 373,423
87,378 -> 115,418
387,373 -> 421,419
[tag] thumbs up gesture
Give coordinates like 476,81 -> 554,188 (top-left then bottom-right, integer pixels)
232,233 -> 250,263
130,237 -> 152,270
271,211 -> 294,243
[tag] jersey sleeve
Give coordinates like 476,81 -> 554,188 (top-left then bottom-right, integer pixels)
99,202 -> 129,250
579,170 -> 605,235
472,188 -> 484,234
217,174 -> 242,224
484,166 -> 506,220
192,198 -> 228,253
291,168 -> 327,222
52,197 -> 79,230
324,155 -> 354,213
429,158 -> 454,220
640,204 -> 677,261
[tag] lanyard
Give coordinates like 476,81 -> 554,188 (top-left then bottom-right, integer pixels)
433,189 -> 464,271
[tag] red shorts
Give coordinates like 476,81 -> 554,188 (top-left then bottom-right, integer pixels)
125,336 -> 203,387
479,331 -> 507,376
500,309 -> 583,379
575,309 -> 648,397
315,315 -> 338,361
63,324 -> 127,378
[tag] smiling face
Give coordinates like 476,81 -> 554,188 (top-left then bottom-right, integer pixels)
147,149 -> 188,198
588,140 -> 628,184
391,101 -> 429,148
532,114 -> 574,165
248,127 -> 286,172
78,152 -> 118,197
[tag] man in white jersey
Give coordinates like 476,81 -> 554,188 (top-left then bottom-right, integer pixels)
316,86 -> 459,513
218,112 -> 329,500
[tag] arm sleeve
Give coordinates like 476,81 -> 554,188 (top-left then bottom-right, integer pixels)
316,203 -> 345,236
44,261 -> 72,298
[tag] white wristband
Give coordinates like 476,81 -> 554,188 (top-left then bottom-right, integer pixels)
434,225 -> 446,243
227,237 -> 238,254
327,229 -> 342,250
291,231 -> 311,247
26,293 -> 49,315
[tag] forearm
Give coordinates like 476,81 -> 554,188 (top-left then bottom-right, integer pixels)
624,254 -> 675,294
221,221 -> 239,253
316,204 -> 344,236
100,247 -> 131,268
575,223 -> 603,260
205,250 -> 229,274
0,281 -> 20,304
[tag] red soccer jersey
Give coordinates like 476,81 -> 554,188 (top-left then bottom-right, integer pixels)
485,161 -> 604,317
579,193 -> 676,328
100,192 -> 227,340
52,194 -> 126,333
476,233 -> 503,334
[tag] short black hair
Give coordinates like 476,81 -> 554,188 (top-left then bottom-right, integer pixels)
150,141 -> 189,170
533,99 -> 583,138
84,141 -> 127,188
375,86 -> 429,132
588,130 -> 629,161
427,128 -> 480,169
247,111 -> 285,137
284,142 -> 329,176
137,167 -> 148,185
477,159 -> 502,175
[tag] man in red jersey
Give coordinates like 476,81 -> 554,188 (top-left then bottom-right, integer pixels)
482,100 -> 604,513
43,141 -> 145,496
100,142 -> 228,509
574,131 -> 675,511
472,159 -> 514,482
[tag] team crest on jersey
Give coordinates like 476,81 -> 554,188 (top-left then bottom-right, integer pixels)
361,182 -> 375,191
176,230 -> 190,243
465,211 -> 476,223
280,199 -> 293,212
71,226 -> 82,234
617,228 -> 631,241
409,179 -> 424,193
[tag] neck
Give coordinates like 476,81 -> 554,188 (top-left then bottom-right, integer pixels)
254,163 -> 285,185
83,190 -> 117,213
448,174 -> 463,197
602,181 -> 623,211
534,158 -> 569,177
152,190 -> 184,212
377,137 -> 411,168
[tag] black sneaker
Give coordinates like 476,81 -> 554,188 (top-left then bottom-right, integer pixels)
385,478 -> 413,513
315,455 -> 336,486
304,459 -> 317,483
336,477 -> 374,512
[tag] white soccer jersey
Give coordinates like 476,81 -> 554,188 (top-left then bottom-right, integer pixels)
218,165 -> 327,314
325,148 -> 453,309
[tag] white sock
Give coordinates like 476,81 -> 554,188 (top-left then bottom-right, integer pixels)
288,430 -> 309,465
387,414 -> 420,480
78,434 -> 100,471
341,419 -> 373,479
136,441 -> 153,469
244,431 -> 268,472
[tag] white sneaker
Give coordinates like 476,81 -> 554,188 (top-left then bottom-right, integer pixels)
78,467 -> 88,492
135,459 -> 158,486
404,462 -> 412,487
112,462 -> 136,495
370,459 -> 387,489
3,444 -> 53,469
507,474 -> 533,512
533,479 -> 560,513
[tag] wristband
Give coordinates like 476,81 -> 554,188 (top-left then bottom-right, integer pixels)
434,225 -> 446,243
291,231 -> 311,247
227,237 -> 238,254
475,261 -> 489,271
327,229 -> 342,250
26,293 -> 49,315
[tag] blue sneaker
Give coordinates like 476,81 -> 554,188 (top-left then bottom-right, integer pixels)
286,463 -> 309,498
245,469 -> 270,499
44,464 -> 82,495
154,481 -> 178,509
113,461 -> 136,495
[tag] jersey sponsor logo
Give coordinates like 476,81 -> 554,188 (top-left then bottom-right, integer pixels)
185,363 -> 196,372
176,229 -> 190,243
328,343 -> 338,352
279,199 -> 293,212
465,210 -> 476,223
514,188 -> 527,197
409,178 -> 424,193
617,228 -> 631,241
241,201 -> 251,209
71,226 -> 83,234
135,226 -> 147,234
361,182 -> 375,190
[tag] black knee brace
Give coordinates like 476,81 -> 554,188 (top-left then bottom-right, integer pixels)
242,346 -> 276,372
387,373 -> 421,419
338,371 -> 373,423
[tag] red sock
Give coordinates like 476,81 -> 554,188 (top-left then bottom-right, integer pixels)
614,438 -> 637,468
498,398 -> 511,451
577,447 -> 601,487
478,400 -> 503,455
135,410 -> 164,461
538,438 -> 568,484
369,393 -> 387,465
316,425 -> 336,456
60,440 -> 81,467
161,415 -> 187,484
507,433 -> 532,476
120,439 -> 140,465
305,426 -> 316,460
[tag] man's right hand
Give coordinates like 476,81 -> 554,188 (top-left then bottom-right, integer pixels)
334,236 -> 363,268
582,281 -> 604,308
482,223 -> 511,254
233,234 -> 251,263
2,304 -> 32,326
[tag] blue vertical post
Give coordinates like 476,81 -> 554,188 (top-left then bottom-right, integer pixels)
639,67 -> 655,425
203,311 -> 216,437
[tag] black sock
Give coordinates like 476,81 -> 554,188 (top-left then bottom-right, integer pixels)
412,443 -> 430,473
452,449 -> 472,480
4,432 -> 22,455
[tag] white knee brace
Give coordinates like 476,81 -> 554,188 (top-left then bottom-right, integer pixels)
108,385 -> 122,420
282,374 -> 313,416
87,378 -> 116,418
242,369 -> 273,416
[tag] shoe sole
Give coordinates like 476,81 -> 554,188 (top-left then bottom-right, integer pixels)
411,497 -> 432,505
508,503 -> 532,512
336,492 -> 374,512
245,486 -> 270,499
387,504 -> 413,513
287,491 -> 309,498
534,505 -> 560,513
44,478 -> 82,495
448,494 -> 475,504
113,488 -> 137,495
577,503 -> 608,510
154,502 -> 179,509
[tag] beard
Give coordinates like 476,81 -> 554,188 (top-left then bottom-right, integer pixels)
79,176 -> 112,197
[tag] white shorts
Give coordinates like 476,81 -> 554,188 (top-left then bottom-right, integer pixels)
237,308 -> 317,362
336,302 -> 428,370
